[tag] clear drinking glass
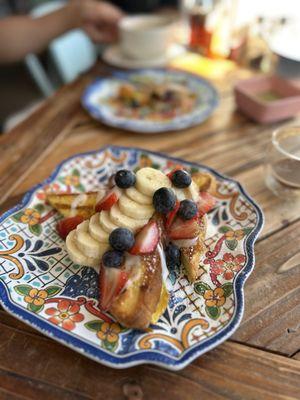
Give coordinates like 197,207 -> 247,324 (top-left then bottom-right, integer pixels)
265,126 -> 300,198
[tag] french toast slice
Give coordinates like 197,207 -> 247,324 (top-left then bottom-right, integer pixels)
192,171 -> 217,193
151,284 -> 169,325
46,192 -> 98,218
110,249 -> 165,329
176,171 -> 215,282
180,216 -> 207,282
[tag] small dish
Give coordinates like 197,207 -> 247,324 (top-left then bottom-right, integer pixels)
234,75 -> 300,124
0,146 -> 263,370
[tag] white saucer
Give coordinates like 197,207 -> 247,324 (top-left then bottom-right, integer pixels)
102,44 -> 185,69
269,23 -> 300,62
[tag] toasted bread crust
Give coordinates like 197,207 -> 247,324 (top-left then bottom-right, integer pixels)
181,215 -> 207,282
192,172 -> 217,193
46,192 -> 98,218
110,250 -> 162,329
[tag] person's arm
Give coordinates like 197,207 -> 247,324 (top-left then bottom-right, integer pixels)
0,0 -> 123,64
0,8 -> 76,63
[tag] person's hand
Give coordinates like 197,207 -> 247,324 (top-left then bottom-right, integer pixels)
69,0 -> 124,43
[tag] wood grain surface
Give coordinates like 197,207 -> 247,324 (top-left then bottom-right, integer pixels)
0,62 -> 300,399
0,320 -> 299,400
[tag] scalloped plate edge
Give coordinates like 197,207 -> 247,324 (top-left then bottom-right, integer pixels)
0,145 -> 264,370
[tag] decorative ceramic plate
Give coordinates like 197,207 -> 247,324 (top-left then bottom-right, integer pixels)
0,146 -> 263,370
81,69 -> 219,133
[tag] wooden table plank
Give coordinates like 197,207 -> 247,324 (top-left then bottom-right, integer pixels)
0,369 -> 90,400
293,352 -> 300,361
0,321 -> 299,400
0,309 -> 44,338
0,193 -> 25,216
0,387 -> 30,400
236,165 -> 300,240
184,343 -> 300,399
0,74 -> 97,206
233,218 -> 300,355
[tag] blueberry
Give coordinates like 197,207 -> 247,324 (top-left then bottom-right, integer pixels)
153,187 -> 176,214
178,199 -> 198,220
165,243 -> 181,270
171,170 -> 192,188
109,227 -> 135,252
115,170 -> 136,189
102,250 -> 124,268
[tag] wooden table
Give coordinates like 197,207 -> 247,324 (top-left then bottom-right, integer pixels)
1,62 -> 300,400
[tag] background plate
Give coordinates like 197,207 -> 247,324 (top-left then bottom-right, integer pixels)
0,146 -> 263,370
82,69 -> 219,133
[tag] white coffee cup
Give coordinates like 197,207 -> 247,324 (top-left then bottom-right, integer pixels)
119,14 -> 175,61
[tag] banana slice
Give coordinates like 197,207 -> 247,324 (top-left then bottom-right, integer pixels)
126,187 -> 152,205
136,167 -> 171,196
99,210 -> 119,233
110,204 -> 148,232
76,221 -> 109,259
119,195 -> 154,220
173,181 -> 200,203
89,213 -> 109,243
66,231 -> 98,268
173,188 -> 186,201
185,181 -> 200,202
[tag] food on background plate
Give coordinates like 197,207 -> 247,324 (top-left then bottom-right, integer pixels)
46,167 -> 216,329
106,78 -> 198,121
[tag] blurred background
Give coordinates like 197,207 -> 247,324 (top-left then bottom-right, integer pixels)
1,0 -> 299,131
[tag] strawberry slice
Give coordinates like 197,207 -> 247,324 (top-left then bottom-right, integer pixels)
99,266 -> 128,311
165,200 -> 180,230
167,166 -> 184,180
130,221 -> 159,255
56,216 -> 84,240
95,188 -> 120,212
168,216 -> 200,240
198,192 -> 216,216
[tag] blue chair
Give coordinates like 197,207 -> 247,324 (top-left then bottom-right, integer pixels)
25,1 -> 97,96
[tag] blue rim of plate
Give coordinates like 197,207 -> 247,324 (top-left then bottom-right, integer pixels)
81,69 -> 219,133
0,145 -> 264,370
